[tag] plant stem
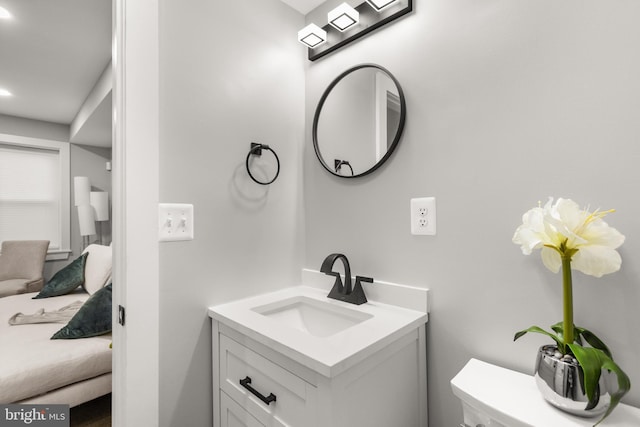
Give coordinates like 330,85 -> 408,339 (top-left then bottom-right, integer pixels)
562,255 -> 574,350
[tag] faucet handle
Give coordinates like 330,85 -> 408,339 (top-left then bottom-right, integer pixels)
355,276 -> 373,284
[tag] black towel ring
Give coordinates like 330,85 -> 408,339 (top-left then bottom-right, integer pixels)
246,143 -> 280,185
334,159 -> 354,176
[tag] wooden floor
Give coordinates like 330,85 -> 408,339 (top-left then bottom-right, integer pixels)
70,394 -> 111,427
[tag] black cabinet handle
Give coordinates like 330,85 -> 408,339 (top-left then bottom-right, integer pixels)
239,376 -> 277,406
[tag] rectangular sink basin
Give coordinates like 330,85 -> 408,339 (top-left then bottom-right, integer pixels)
252,296 -> 373,338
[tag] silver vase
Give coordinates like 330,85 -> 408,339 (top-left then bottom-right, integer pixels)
534,345 -> 610,417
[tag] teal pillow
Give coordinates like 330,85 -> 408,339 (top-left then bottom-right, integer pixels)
51,283 -> 112,339
33,253 -> 88,299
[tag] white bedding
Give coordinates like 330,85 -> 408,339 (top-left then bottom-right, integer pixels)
0,290 -> 112,403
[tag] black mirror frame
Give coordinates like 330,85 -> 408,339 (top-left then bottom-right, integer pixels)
312,63 -> 406,178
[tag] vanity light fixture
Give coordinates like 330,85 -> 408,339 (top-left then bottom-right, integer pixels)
365,0 -> 397,12
300,0 -> 412,61
298,23 -> 327,48
328,3 -> 359,32
0,88 -> 12,97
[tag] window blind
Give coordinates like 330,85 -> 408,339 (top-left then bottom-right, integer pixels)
0,144 -> 62,249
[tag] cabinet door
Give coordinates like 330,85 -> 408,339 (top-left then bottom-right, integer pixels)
219,334 -> 317,427
221,392 -> 265,427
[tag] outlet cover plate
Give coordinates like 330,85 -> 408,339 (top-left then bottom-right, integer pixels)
411,197 -> 436,235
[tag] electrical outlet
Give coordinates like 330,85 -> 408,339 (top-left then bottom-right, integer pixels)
411,197 -> 436,235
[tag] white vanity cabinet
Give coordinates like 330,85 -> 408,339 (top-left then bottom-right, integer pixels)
209,284 -> 429,427
216,330 -> 317,427
212,321 -> 427,427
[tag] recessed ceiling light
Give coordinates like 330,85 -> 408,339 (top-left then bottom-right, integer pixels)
0,88 -> 13,97
0,6 -> 12,20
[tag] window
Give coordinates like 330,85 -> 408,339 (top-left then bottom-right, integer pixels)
0,133 -> 70,258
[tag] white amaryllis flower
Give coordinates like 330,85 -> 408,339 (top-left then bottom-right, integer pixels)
513,198 -> 625,277
513,198 -> 631,425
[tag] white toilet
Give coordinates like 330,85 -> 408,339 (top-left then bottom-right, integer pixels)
451,358 -> 640,427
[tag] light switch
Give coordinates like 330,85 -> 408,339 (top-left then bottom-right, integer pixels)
158,203 -> 194,242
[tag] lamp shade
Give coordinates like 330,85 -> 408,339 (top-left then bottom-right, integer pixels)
90,191 -> 109,221
77,205 -> 96,236
74,176 -> 91,206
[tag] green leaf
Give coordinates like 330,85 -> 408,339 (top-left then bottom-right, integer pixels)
574,326 -> 612,359
596,357 -> 632,426
567,344 -> 601,402
550,322 -> 563,335
514,326 -> 565,352
567,344 -> 631,427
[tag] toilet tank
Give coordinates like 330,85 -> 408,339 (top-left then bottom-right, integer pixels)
451,358 -> 640,427
459,400 -> 506,427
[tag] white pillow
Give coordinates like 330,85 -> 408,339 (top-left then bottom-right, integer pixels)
81,244 -> 112,295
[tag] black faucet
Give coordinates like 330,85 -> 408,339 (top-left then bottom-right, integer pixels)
320,253 -> 373,305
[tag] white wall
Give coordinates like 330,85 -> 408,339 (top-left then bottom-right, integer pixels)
158,0 -> 305,425
0,113 -> 69,142
304,1 -> 640,425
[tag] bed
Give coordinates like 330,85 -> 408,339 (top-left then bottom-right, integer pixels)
0,244 -> 112,407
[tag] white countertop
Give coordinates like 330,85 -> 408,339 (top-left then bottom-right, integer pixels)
451,358 -> 640,427
208,285 -> 428,378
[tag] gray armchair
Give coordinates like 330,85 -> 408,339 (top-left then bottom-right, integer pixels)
0,240 -> 50,297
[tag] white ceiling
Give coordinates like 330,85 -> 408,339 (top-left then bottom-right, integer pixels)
0,0 -> 313,143
0,0 -> 111,126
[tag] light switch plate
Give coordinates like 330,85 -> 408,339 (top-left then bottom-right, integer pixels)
158,203 -> 194,242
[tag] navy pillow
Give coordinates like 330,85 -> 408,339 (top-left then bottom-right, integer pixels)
51,283 -> 112,339
33,253 -> 88,299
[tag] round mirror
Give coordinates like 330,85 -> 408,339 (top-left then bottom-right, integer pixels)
312,64 -> 406,178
